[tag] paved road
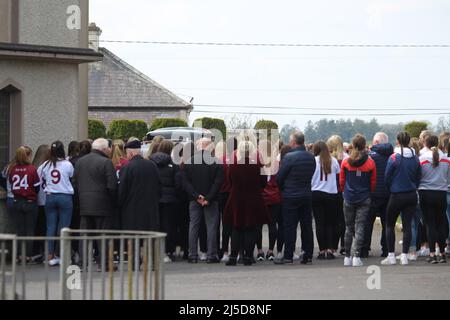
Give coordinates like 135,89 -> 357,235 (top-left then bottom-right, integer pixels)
2,224 -> 450,300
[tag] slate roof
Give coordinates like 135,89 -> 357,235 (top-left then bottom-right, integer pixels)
88,47 -> 192,109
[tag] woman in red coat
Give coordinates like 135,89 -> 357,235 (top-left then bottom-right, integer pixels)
224,141 -> 270,266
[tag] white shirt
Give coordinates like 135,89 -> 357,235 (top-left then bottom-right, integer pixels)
312,156 -> 341,194
38,160 -> 74,195
36,165 -> 47,206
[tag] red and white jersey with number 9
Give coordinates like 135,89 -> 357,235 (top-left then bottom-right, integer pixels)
9,165 -> 40,201
38,160 -> 74,195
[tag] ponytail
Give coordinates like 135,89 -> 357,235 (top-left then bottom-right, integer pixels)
431,147 -> 440,168
425,135 -> 440,168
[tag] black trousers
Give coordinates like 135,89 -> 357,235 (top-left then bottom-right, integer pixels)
334,193 -> 346,250
364,196 -> 389,254
79,216 -> 112,265
33,205 -> 47,256
230,227 -> 257,259
419,190 -> 449,254
386,192 -> 417,254
12,198 -> 38,257
217,192 -> 232,254
255,204 -> 283,252
176,201 -> 190,252
312,192 -> 338,252
160,202 -> 180,254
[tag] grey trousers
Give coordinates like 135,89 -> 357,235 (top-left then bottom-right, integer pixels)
344,198 -> 371,258
189,201 -> 219,260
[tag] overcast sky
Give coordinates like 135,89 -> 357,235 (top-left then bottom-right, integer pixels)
90,0 -> 450,129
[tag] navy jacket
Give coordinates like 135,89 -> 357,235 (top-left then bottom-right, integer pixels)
385,147 -> 421,194
369,143 -> 394,198
276,146 -> 316,198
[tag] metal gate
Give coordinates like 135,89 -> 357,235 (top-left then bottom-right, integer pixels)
0,229 -> 166,300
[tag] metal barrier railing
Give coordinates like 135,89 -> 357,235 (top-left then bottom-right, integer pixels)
0,229 -> 166,300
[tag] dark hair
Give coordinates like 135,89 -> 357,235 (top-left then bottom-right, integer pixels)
397,131 -> 412,158
226,137 -> 238,155
291,132 -> 305,146
79,140 -> 92,157
280,145 -> 292,161
68,141 -> 80,159
425,135 -> 440,168
158,140 -> 174,156
313,141 -> 332,175
46,141 -> 65,168
349,134 -> 366,162
32,144 -> 50,168
445,138 -> 450,157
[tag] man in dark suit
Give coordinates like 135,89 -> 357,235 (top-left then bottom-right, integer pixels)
275,132 -> 316,265
119,140 -> 161,232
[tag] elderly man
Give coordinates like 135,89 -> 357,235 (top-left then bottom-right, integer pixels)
74,138 -> 118,269
119,140 -> 161,232
275,132 -> 316,265
183,138 -> 224,264
363,132 -> 393,258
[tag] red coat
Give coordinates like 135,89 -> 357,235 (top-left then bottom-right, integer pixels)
224,158 -> 271,228
262,175 -> 282,206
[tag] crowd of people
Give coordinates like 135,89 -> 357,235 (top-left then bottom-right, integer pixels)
1,128 -> 449,269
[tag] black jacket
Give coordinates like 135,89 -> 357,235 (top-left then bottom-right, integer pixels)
276,146 -> 316,198
73,150 -> 118,217
182,151 -> 224,202
369,143 -> 394,198
119,155 -> 161,231
150,152 -> 181,203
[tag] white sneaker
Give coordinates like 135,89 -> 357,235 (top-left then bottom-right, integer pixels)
163,255 -> 172,264
293,253 -> 300,260
344,257 -> 353,267
276,252 -> 283,260
436,247 -> 441,256
199,252 -> 207,261
48,257 -> 61,266
445,247 -> 450,255
352,257 -> 363,267
221,254 -> 230,263
399,254 -> 409,266
381,255 -> 396,265
418,248 -> 430,257
408,252 -> 418,261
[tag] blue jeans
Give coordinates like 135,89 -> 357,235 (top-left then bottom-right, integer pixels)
45,194 -> 73,255
282,196 -> 314,260
6,197 -> 14,212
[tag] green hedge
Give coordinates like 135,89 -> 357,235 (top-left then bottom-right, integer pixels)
88,119 -> 106,140
149,118 -> 188,131
404,121 -> 428,138
254,120 -> 279,139
108,120 -> 148,140
193,117 -> 227,141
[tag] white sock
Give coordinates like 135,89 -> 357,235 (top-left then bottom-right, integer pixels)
388,253 -> 395,258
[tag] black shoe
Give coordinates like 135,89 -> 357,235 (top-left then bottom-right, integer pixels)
317,253 -> 326,260
237,256 -> 243,264
266,252 -> 275,261
427,255 -> 438,264
182,251 -> 189,260
438,255 -> 447,264
243,258 -> 253,266
188,258 -> 198,264
339,248 -> 346,256
300,256 -> 312,265
274,258 -> 293,265
256,253 -> 265,262
360,249 -> 369,259
326,252 -> 335,260
226,258 -> 237,266
206,258 -> 220,264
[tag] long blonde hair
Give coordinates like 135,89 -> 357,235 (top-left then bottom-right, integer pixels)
327,135 -> 345,161
111,140 -> 125,167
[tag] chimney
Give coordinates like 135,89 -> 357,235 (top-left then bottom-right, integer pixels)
88,22 -> 102,51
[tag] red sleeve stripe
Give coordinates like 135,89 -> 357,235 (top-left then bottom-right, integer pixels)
420,160 -> 430,166
441,159 -> 450,164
